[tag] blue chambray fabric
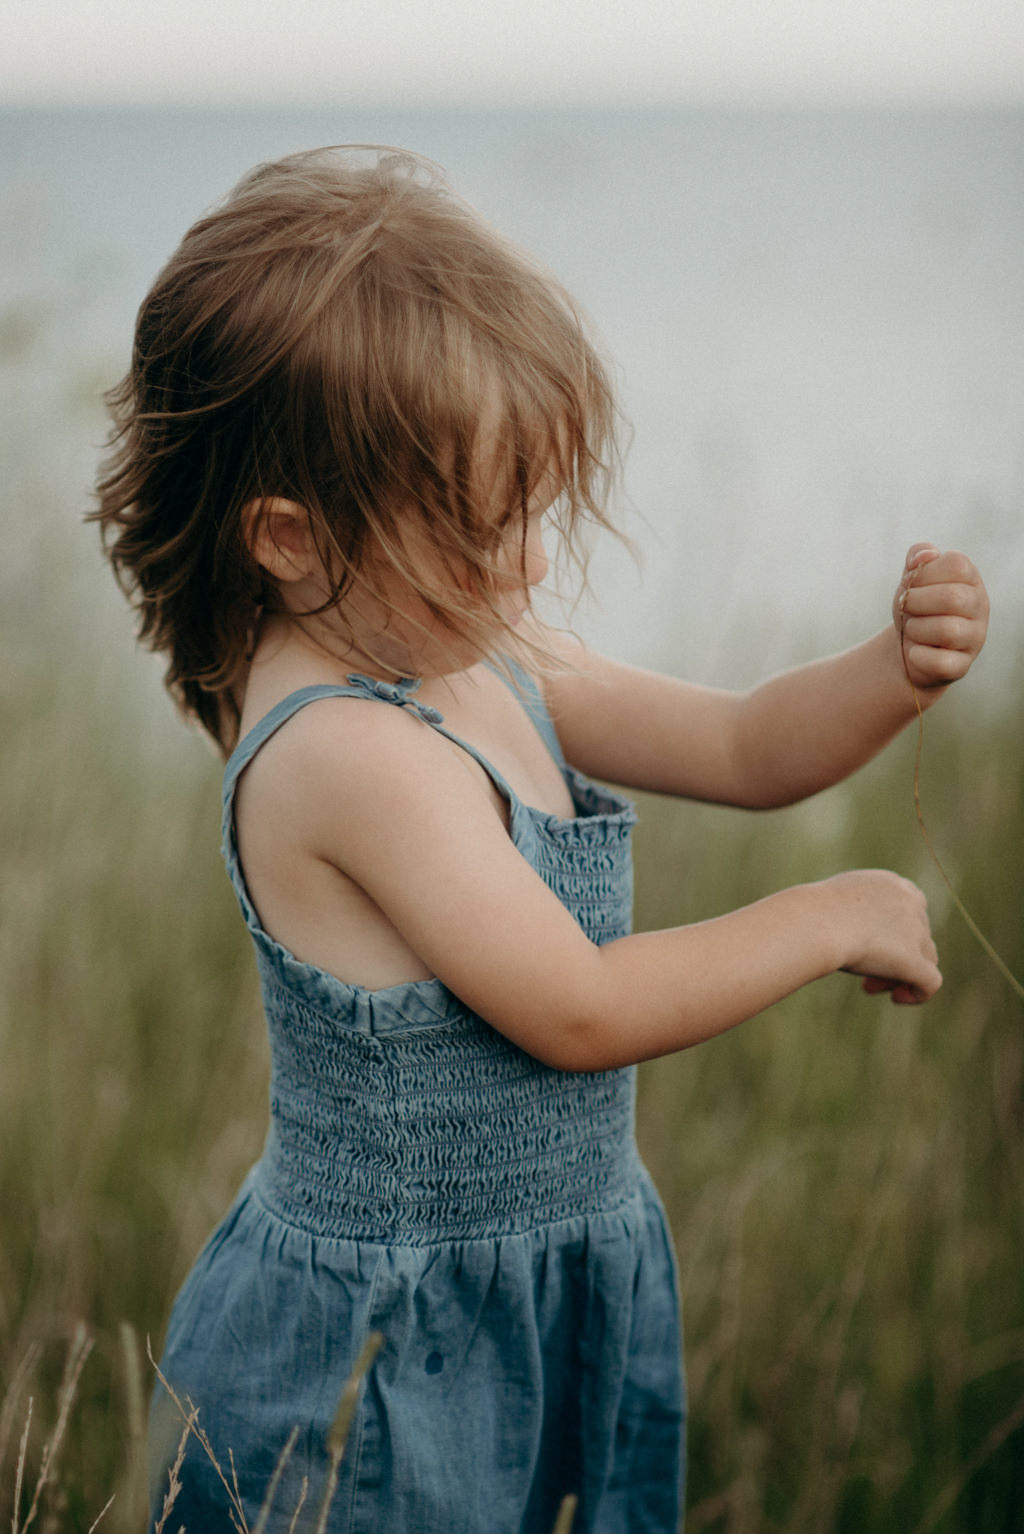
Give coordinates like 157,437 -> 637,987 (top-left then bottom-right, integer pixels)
149,671 -> 685,1533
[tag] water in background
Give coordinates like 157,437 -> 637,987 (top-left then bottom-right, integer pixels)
3,106 -> 1021,707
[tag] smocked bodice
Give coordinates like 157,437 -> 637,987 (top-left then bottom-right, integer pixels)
222,674 -> 642,1245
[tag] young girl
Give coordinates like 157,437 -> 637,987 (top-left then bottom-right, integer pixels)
95,146 -> 988,1534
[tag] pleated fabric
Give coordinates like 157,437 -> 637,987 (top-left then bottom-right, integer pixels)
150,672 -> 685,1533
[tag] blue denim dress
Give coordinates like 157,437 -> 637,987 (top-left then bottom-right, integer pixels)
150,671 -> 685,1533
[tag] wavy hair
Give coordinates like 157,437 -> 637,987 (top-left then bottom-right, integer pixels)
92,146 -> 621,752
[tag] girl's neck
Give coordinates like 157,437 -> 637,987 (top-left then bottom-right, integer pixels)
236,611 -> 445,743
256,611 -> 420,685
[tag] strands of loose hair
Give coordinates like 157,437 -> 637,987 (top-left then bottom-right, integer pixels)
899,574 -> 1023,1002
91,145 -> 623,754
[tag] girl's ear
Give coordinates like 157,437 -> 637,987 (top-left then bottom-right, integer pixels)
243,498 -> 317,584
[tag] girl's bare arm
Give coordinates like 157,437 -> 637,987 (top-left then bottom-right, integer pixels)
266,701 -> 941,1074
542,546 -> 989,809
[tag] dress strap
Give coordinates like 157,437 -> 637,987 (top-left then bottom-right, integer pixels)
222,663 -> 569,817
220,676 -> 522,925
221,673 -> 521,838
487,657 -> 567,771
222,679 -> 433,796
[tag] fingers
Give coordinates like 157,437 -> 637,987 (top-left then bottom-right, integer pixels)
894,546 -> 989,688
901,613 -> 975,650
861,956 -> 942,1005
902,642 -> 976,686
901,548 -> 986,602
903,542 -> 942,573
905,546 -> 973,580
878,876 -> 941,1001
862,975 -> 940,1005
900,579 -> 983,620
902,605 -> 979,684
833,868 -> 942,1004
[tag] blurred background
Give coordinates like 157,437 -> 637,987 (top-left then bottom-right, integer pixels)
1,3 -> 1022,1530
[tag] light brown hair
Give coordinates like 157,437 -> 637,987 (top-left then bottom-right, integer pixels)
92,146 -> 620,752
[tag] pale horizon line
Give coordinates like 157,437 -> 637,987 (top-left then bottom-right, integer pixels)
3,84 -> 1024,111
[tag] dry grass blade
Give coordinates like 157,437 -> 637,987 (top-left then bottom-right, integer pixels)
119,1322 -> 147,1446
0,1342 -> 42,1483
11,1397 -> 33,1534
86,1491 -> 116,1532
147,1339 -> 251,1534
154,1414 -> 193,1534
119,1321 -> 148,1528
228,1448 -> 245,1526
325,1332 -> 384,1464
312,1331 -> 385,1534
251,1424 -> 300,1534
551,1493 -> 578,1533
310,1452 -> 341,1531
19,1324 -> 94,1533
898,581 -> 1024,1002
284,1475 -> 308,1534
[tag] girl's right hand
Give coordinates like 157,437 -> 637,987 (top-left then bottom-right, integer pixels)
823,869 -> 942,1004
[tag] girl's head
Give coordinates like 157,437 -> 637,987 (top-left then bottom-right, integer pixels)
93,145 -> 620,750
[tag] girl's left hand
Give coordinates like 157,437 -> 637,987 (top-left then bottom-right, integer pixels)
893,544 -> 990,690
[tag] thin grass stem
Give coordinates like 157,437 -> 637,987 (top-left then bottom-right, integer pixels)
911,1390 -> 1024,1534
154,1414 -> 193,1534
899,582 -> 1024,1002
325,1331 -> 384,1464
252,1424 -> 299,1534
20,1325 -> 93,1533
313,1331 -> 385,1534
0,1343 -> 42,1485
551,1493 -> 578,1533
284,1476 -> 309,1534
147,1340 -> 251,1534
11,1397 -> 33,1534
86,1492 -> 116,1532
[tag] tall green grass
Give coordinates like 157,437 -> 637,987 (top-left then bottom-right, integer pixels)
2,556 -> 1022,1529
633,689 -> 1024,1532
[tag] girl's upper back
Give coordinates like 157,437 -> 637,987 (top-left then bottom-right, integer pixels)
231,659 -> 581,991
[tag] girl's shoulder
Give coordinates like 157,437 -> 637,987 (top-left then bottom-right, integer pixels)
233,655 -> 577,844
235,677 -> 478,817
228,673 -> 516,989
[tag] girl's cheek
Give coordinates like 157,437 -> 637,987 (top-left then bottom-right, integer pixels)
524,539 -> 549,588
500,516 -> 549,588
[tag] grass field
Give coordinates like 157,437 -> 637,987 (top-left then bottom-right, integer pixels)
1,543 -> 1022,1530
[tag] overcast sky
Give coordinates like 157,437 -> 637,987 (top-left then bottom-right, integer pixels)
4,0 -> 1024,107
